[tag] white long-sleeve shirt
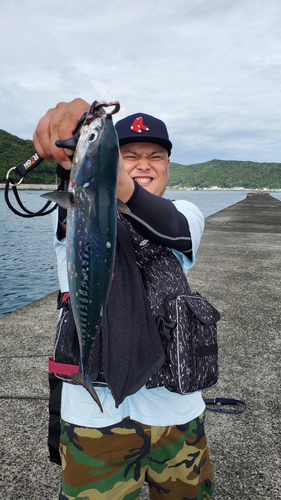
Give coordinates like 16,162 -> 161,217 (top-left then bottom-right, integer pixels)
53,199 -> 206,428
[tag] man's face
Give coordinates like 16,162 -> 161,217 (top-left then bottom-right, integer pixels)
120,142 -> 170,197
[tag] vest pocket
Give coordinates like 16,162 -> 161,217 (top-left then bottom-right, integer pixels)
146,292 -> 220,393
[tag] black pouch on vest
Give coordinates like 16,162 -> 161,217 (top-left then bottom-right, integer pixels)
121,217 -> 221,395
146,291 -> 220,393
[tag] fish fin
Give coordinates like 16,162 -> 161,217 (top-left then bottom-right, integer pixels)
117,198 -> 132,215
40,191 -> 74,209
70,372 -> 103,412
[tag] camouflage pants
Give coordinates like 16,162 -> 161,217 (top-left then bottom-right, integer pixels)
58,412 -> 215,500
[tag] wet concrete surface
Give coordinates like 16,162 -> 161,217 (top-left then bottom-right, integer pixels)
0,192 -> 280,499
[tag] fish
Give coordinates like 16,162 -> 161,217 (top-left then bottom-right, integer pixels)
42,101 -> 120,412
41,101 -> 191,411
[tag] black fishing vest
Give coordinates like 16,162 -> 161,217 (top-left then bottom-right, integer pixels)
54,216 -> 219,394
122,217 -> 219,393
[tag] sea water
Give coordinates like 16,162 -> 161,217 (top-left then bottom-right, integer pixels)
1,189 -> 280,317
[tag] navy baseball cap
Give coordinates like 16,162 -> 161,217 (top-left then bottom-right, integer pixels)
115,112 -> 172,156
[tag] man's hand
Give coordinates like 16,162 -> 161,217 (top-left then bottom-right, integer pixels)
33,98 -> 134,201
33,98 -> 90,170
117,152 -> 135,203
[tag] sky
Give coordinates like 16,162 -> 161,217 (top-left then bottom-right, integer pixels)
1,0 -> 281,165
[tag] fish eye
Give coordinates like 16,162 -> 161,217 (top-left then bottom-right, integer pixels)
88,130 -> 98,142
83,181 -> 91,188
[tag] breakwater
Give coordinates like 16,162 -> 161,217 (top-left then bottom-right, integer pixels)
0,192 -> 280,499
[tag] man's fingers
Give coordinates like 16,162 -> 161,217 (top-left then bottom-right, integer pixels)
33,98 -> 90,168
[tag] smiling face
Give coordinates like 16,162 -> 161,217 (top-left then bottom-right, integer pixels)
120,142 -> 170,197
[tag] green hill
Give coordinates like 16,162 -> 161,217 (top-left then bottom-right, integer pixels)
0,129 -> 57,184
0,129 -> 280,188
169,159 -> 281,189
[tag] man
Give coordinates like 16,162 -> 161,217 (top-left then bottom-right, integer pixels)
34,99 -> 214,500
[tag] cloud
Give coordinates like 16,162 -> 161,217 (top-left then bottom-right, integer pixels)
0,0 -> 281,164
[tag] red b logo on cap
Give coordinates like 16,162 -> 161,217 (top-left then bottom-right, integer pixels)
130,117 -> 149,133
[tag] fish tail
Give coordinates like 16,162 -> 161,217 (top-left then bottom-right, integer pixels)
70,372 -> 103,413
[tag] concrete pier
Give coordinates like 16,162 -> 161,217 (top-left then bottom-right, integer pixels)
189,192 -> 281,500
0,192 -> 280,499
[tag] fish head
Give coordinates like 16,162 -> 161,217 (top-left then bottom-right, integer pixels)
70,103 -> 119,195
